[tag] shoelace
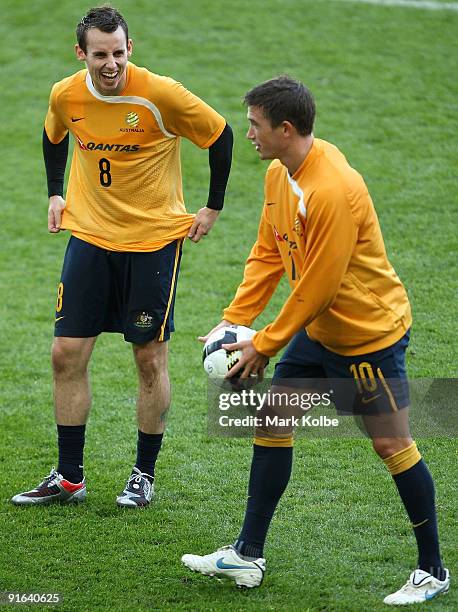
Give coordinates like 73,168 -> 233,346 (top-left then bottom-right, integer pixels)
39,467 -> 60,488
127,471 -> 151,494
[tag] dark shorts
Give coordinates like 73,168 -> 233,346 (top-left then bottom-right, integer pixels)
273,329 -> 411,414
54,236 -> 182,344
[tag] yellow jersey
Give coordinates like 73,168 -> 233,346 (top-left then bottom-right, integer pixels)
44,62 -> 226,251
223,138 -> 412,356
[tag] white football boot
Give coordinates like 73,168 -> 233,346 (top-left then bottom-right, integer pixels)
384,568 -> 450,605
182,545 -> 265,588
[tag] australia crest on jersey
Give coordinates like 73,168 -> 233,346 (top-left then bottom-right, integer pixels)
126,111 -> 139,127
120,111 -> 144,133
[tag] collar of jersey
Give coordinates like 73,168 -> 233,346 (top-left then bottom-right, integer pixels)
84,70 -> 176,139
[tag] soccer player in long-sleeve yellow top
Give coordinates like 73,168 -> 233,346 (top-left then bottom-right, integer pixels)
44,63 -> 226,251
11,7 -> 233,511
224,142 -> 411,357
182,76 -> 449,605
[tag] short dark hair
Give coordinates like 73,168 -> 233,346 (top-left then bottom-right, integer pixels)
244,76 -> 315,136
76,6 -> 129,53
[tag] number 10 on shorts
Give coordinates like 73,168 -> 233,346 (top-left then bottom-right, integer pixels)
349,362 -> 378,393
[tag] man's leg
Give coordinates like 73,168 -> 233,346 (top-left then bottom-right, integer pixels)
181,431 -> 291,588
371,433 -> 444,575
364,412 -> 449,605
232,335 -> 324,559
234,391 -> 298,560
53,337 -> 97,425
324,330 -> 446,602
182,391 -> 298,586
182,330 -> 323,586
133,339 -> 170,433
53,336 -> 97,483
234,440 -> 293,560
11,336 -> 96,505
116,339 -> 169,507
133,339 -> 169,472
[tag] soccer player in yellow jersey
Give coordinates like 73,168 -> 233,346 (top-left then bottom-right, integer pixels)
182,77 -> 450,605
11,7 -> 232,508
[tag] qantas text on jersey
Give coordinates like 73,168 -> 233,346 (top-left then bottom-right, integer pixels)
77,140 -> 140,152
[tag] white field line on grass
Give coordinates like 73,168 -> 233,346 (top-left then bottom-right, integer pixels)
334,0 -> 458,10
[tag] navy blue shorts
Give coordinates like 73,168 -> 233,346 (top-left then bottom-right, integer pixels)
273,330 -> 411,414
54,236 -> 182,344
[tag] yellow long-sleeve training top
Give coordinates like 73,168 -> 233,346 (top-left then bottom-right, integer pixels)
223,138 -> 412,357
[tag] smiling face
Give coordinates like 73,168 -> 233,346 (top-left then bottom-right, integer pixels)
246,105 -> 287,161
76,26 -> 132,96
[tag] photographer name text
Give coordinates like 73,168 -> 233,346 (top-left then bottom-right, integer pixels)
219,415 -> 339,428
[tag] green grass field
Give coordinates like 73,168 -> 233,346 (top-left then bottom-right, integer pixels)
1,0 -> 457,610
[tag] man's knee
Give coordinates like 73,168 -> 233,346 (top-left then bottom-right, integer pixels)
371,436 -> 413,460
51,337 -> 95,376
133,340 -> 168,380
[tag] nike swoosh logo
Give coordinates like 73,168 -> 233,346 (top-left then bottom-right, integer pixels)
55,316 -> 65,322
71,117 -> 84,122
424,586 -> 448,600
361,394 -> 381,404
412,518 -> 429,528
216,557 -> 254,570
266,202 -> 276,206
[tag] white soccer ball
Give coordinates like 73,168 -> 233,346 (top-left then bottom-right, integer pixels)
202,325 -> 256,382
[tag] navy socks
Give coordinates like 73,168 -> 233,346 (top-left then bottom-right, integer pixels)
235,444 -> 293,559
57,424 -> 86,483
393,459 -> 445,580
135,430 -> 163,478
56,427 -> 162,483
